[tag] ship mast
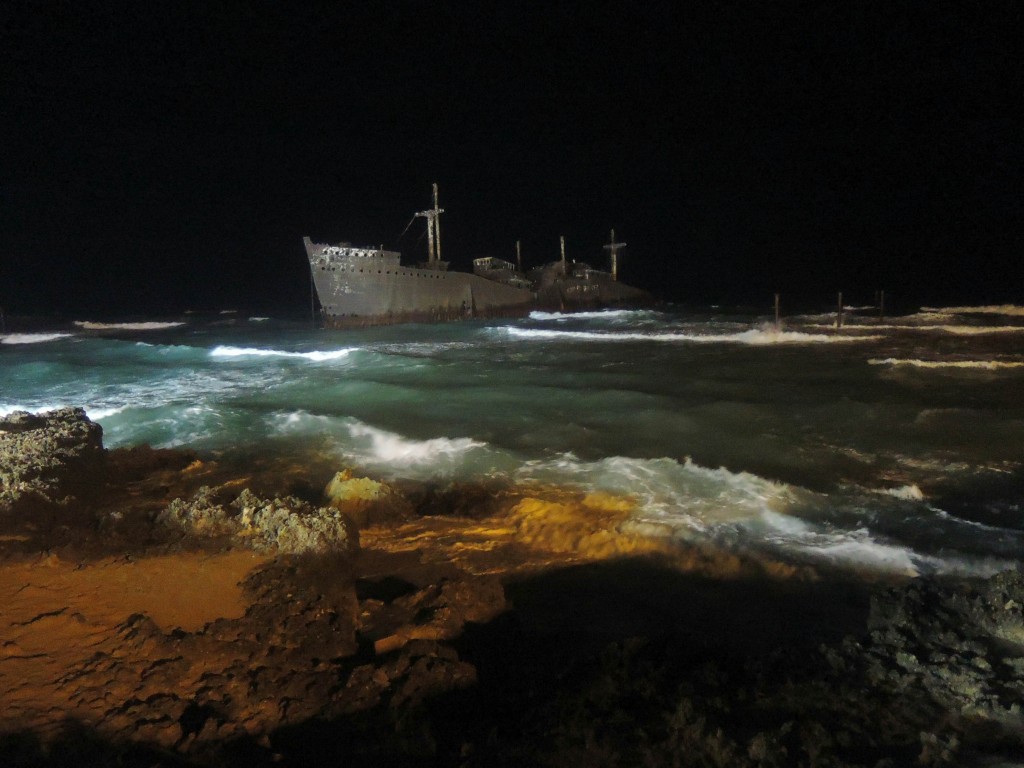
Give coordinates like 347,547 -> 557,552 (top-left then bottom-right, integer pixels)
603,229 -> 626,281
414,183 -> 444,267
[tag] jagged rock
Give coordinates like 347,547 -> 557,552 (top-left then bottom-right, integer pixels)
398,478 -> 517,519
324,470 -> 413,527
104,444 -> 199,483
158,486 -> 359,555
0,407 -> 105,514
360,575 -> 507,655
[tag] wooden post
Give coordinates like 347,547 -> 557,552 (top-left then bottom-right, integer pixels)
560,235 -> 566,273
516,240 -> 522,271
836,292 -> 844,329
879,289 -> 885,321
774,293 -> 781,329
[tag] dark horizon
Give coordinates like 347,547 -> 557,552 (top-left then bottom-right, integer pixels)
3,1 -> 1021,319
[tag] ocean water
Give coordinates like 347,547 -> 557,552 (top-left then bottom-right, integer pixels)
3,306 -> 1023,578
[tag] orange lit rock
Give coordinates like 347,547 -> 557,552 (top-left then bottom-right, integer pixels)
324,469 -> 413,526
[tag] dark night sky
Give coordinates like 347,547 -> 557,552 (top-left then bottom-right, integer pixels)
3,1 -> 1022,317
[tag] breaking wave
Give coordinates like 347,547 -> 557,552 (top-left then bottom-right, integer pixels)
502,327 -> 881,344
84,406 -> 128,421
346,421 -> 485,467
514,453 -> 1023,577
928,325 -> 1024,336
0,403 -> 130,425
210,345 -> 357,361
528,309 -> 658,322
73,321 -> 186,331
0,332 -> 72,344
879,484 -> 926,501
0,402 -> 68,417
869,358 -> 1024,370
810,323 -> 1024,335
920,305 -> 1024,317
268,412 -> 490,478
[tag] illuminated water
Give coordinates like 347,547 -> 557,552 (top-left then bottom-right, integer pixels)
3,306 -> 1023,577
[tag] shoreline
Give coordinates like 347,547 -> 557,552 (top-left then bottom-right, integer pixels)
2,408 -> 1023,766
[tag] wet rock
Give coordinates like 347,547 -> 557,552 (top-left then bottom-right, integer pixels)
157,486 -> 359,555
360,575 -> 507,655
17,550 -> 503,765
104,444 -> 198,483
0,408 -> 105,514
399,479 -> 517,520
324,470 -> 413,526
857,570 -> 1024,751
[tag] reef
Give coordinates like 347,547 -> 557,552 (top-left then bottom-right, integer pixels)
0,407 -> 104,515
1,408 -> 1023,766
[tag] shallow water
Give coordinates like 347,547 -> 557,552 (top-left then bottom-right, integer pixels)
3,305 -> 1023,577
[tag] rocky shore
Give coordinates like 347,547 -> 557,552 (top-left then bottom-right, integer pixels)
2,409 -> 1023,767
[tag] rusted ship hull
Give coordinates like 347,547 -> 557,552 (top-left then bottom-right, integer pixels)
304,238 -> 536,328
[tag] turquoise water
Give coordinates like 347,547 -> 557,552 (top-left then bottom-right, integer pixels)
3,307 -> 1023,576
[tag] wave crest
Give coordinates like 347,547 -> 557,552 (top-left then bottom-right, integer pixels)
1,333 -> 71,344
869,358 -> 1024,370
74,321 -> 186,330
920,304 -> 1024,316
210,345 -> 356,361
502,327 -> 881,345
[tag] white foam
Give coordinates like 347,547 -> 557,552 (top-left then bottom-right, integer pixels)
514,453 -> 994,577
809,323 -> 1024,335
267,412 -> 489,476
528,309 -> 654,322
921,305 -> 1024,317
517,454 -> 804,533
0,403 -> 66,417
796,531 -> 920,576
269,410 -> 333,433
0,402 -> 121,421
933,325 -> 1024,335
503,327 -> 881,345
929,506 -> 1015,533
210,345 -> 356,361
85,406 -> 128,421
0,333 -> 72,344
910,551 -> 1020,578
73,321 -> 185,331
346,421 -> 485,467
880,484 -> 925,501
869,358 -> 1024,370
248,317 -> 270,322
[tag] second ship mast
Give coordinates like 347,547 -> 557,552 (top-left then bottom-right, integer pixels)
414,183 -> 444,268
